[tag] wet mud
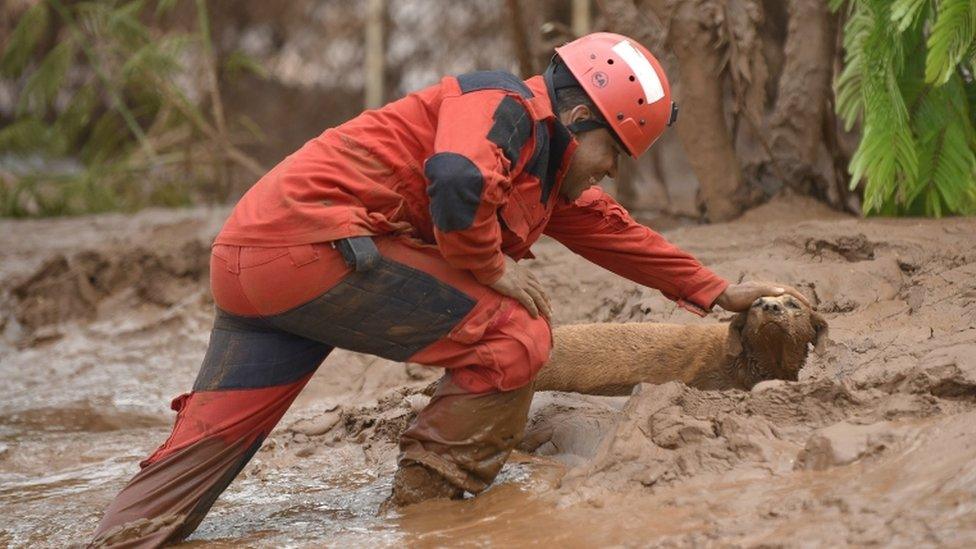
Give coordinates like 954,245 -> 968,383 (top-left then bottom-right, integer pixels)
2,195 -> 975,546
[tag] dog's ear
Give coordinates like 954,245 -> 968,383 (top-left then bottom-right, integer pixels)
810,310 -> 829,354
726,313 -> 748,357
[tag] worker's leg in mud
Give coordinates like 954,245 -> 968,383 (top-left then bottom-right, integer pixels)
90,313 -> 332,547
93,236 -> 551,544
392,378 -> 536,504
91,245 -> 337,547
390,297 -> 547,504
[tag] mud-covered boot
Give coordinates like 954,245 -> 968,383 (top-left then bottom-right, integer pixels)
396,375 -> 535,494
378,463 -> 464,514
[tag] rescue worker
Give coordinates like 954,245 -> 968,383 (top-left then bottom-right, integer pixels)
90,32 -> 808,547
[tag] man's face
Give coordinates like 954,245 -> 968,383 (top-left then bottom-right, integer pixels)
558,105 -> 622,201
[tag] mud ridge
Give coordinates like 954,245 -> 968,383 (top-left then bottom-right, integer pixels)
10,240 -> 210,332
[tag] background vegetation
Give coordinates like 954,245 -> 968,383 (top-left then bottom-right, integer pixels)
1,0 -> 975,219
0,0 -> 264,216
831,0 -> 976,216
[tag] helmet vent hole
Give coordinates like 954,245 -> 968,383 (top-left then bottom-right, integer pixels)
607,59 -> 614,64
637,98 -> 644,105
629,75 -> 636,81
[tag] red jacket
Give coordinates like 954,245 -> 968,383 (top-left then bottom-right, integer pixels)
215,71 -> 728,315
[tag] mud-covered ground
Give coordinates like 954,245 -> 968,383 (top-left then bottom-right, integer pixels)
1,195 -> 974,547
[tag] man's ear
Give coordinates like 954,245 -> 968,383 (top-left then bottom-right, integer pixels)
726,313 -> 748,357
569,104 -> 592,124
810,311 -> 829,355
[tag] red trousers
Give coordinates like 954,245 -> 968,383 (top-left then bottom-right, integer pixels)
90,236 -> 550,547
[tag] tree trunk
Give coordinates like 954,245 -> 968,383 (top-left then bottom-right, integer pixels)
600,0 -> 750,221
768,0 -> 834,200
364,0 -> 385,109
506,0 -> 537,78
596,0 -> 855,220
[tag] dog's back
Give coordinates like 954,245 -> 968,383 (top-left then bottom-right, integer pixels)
535,322 -> 729,395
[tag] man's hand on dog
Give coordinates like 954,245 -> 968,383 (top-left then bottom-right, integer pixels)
714,281 -> 811,312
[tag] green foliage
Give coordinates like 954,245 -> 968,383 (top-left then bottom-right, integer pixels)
0,3 -> 50,77
18,39 -> 76,117
0,0 -> 267,217
833,0 -> 976,216
925,0 -> 976,85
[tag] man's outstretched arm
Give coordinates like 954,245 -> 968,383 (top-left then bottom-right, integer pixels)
544,187 -> 808,315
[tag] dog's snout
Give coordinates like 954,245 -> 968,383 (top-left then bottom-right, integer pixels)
761,299 -> 783,313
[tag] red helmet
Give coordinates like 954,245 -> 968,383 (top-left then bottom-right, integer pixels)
553,32 -> 677,158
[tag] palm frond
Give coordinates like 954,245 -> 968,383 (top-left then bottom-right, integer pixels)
834,3 -> 876,130
926,0 -> 976,85
835,0 -> 976,216
890,0 -> 929,32
848,1 -> 919,210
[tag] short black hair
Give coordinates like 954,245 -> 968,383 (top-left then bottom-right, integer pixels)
554,86 -> 608,124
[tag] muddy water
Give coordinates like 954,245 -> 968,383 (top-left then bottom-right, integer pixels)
2,197 -> 976,546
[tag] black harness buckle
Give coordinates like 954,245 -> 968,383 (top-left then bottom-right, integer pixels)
335,236 -> 381,272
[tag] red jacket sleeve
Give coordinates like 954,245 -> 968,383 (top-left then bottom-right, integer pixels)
425,90 -> 533,285
544,187 -> 729,316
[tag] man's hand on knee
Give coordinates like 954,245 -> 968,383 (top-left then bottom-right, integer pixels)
488,257 -> 551,320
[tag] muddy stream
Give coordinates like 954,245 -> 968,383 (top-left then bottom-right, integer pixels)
1,196 -> 975,547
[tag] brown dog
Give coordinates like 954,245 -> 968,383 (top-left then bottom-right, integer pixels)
533,295 -> 828,394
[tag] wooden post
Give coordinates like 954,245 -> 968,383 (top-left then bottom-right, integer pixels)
365,0 -> 385,109
506,0 -> 536,77
572,0 -> 590,37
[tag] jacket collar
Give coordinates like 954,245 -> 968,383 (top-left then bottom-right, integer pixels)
524,75 -> 577,203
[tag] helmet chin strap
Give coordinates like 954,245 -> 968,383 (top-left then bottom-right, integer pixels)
565,118 -> 609,135
544,56 -> 626,150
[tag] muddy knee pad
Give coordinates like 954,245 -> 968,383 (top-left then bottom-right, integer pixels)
397,376 -> 535,494
452,308 -> 552,393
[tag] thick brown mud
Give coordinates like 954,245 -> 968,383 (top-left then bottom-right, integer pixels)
2,195 -> 975,546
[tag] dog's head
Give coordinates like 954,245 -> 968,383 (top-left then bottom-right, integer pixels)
726,295 -> 828,383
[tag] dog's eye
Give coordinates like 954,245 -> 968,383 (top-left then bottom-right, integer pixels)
786,299 -> 800,309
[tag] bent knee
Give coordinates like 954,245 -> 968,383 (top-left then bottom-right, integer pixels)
504,308 -> 553,376
455,307 -> 552,393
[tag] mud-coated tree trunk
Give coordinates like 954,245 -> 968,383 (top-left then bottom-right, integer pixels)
664,1 -> 753,222
769,0 -> 859,212
599,0 -> 749,222
596,0 -> 857,220
769,0 -> 843,207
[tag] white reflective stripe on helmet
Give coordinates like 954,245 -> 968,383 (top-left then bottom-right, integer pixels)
611,40 -> 665,104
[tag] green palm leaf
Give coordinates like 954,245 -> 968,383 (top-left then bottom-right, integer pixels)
890,0 -> 929,32
834,0 -> 976,216
926,0 -> 976,85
